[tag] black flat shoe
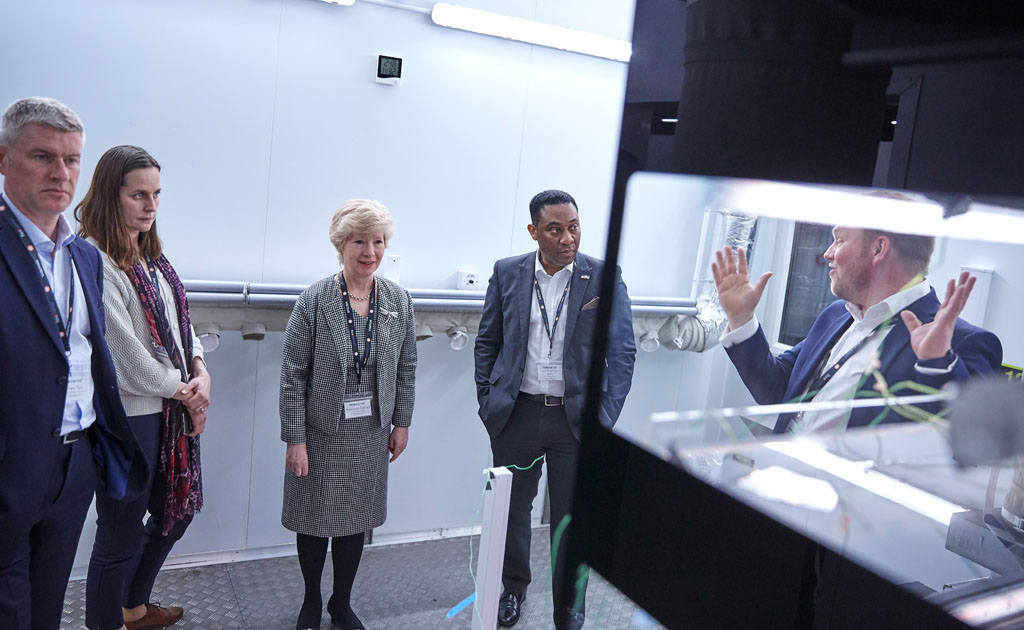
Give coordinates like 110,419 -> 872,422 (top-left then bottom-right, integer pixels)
497,590 -> 526,627
554,606 -> 585,630
327,595 -> 366,630
296,596 -> 322,630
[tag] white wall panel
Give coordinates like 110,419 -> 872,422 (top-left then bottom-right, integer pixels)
0,0 -> 656,568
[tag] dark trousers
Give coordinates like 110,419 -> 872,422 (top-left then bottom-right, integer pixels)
85,413 -> 193,630
490,396 -> 586,613
0,432 -> 96,630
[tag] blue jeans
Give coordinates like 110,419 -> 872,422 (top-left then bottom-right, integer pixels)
85,413 -> 194,630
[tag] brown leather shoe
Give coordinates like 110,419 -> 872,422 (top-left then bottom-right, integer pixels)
124,603 -> 184,630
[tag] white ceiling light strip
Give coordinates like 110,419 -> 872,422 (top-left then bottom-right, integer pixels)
430,2 -> 632,62
764,440 -> 966,525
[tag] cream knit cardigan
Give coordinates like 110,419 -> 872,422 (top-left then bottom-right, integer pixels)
87,237 -> 204,417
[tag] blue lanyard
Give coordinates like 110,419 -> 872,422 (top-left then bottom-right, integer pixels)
533,273 -> 571,359
0,199 -> 75,355
335,271 -> 377,383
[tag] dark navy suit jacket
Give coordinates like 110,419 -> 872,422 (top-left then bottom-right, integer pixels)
474,252 -> 637,440
724,288 -> 1003,433
0,205 -> 141,508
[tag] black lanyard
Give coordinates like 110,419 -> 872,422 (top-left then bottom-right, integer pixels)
336,271 -> 377,383
805,317 -> 893,395
0,199 -> 75,355
533,271 -> 571,360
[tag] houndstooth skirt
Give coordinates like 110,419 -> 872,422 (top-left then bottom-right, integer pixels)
282,348 -> 390,537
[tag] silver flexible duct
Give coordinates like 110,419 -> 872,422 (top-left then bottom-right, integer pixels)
664,208 -> 758,352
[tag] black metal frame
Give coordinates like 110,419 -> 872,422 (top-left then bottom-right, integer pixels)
560,1 -> 1024,628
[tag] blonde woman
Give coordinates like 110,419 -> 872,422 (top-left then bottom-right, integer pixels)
280,199 -> 416,630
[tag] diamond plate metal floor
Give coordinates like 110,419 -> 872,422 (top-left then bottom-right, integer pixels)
62,529 -> 664,629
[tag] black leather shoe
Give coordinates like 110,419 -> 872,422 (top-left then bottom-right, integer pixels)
295,596 -> 322,630
497,590 -> 526,627
327,595 -> 366,630
554,606 -> 585,630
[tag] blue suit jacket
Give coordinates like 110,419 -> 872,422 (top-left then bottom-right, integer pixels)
0,206 -> 141,506
725,289 -> 1003,433
474,252 -> 637,440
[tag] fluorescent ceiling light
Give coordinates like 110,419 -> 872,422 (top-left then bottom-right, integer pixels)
765,440 -> 966,525
714,180 -> 1024,246
736,466 -> 839,512
431,3 -> 632,62
944,201 -> 1024,246
719,181 -> 947,236
321,0 -> 355,5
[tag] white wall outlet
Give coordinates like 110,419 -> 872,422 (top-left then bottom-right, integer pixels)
458,269 -> 480,290
379,254 -> 401,284
959,266 -> 993,327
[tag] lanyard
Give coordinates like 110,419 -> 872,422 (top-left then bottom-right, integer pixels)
0,200 -> 75,355
533,272 -> 571,360
804,317 -> 893,396
335,271 -> 377,383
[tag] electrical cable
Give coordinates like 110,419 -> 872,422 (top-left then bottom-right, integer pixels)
449,454 -> 546,622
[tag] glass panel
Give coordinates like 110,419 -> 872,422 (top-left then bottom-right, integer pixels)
602,169 -> 1024,624
642,395 -> 1024,627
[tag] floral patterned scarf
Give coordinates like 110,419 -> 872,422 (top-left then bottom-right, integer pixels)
128,254 -> 203,534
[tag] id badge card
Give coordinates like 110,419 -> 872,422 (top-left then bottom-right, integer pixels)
66,367 -> 90,399
344,392 -> 373,419
537,362 -> 563,382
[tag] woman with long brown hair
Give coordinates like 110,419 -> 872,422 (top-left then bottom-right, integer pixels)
76,145 -> 210,630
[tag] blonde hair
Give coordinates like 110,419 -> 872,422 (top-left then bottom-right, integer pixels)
329,199 -> 395,262
861,190 -> 935,277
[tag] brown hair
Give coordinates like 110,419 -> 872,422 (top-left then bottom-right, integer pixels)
75,145 -> 162,271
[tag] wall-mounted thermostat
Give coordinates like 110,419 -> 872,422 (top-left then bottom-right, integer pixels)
377,55 -> 402,86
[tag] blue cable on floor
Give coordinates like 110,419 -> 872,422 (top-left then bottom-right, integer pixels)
446,592 -> 475,618
447,455 -> 546,621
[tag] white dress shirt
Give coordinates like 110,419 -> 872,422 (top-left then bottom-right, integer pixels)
6,197 -> 96,435
722,280 -> 934,433
519,252 -> 573,396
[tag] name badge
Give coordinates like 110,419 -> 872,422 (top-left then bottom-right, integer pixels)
344,392 -> 373,419
538,362 -> 563,382
66,370 -> 89,398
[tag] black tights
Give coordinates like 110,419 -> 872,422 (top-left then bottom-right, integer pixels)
296,532 -> 365,628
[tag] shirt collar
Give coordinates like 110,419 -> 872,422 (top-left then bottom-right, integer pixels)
845,279 -> 930,328
534,250 -> 574,280
1,193 -> 76,249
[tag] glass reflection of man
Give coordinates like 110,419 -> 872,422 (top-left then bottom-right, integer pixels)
713,215 -> 1002,433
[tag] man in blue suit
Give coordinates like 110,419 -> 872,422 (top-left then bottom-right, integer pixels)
474,190 -> 636,630
0,97 -> 140,630
712,222 -> 1002,434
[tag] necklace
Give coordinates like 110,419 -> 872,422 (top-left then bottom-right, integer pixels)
335,272 -> 374,301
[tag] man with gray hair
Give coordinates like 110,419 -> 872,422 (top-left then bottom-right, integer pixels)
0,97 -> 140,629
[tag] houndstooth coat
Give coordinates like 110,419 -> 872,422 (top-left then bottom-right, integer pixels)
279,273 -> 416,537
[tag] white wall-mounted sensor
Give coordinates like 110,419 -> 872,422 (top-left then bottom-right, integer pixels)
458,269 -> 479,290
377,55 -> 402,85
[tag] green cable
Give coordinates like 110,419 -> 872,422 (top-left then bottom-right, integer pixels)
466,454 -> 547,624
507,454 -> 546,471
